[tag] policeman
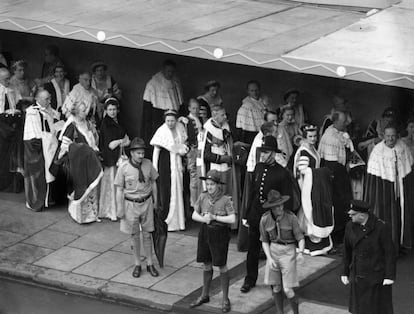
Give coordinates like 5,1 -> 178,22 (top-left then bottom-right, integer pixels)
241,135 -> 293,293
341,200 -> 396,314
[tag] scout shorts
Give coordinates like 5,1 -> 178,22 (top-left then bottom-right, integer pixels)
264,242 -> 299,288
120,197 -> 154,234
197,223 -> 230,267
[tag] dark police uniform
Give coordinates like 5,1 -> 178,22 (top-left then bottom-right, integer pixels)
242,161 -> 293,286
342,213 -> 396,314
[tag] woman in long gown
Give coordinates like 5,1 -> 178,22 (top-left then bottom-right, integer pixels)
99,98 -> 130,221
151,109 -> 188,231
294,124 -> 334,256
57,102 -> 103,224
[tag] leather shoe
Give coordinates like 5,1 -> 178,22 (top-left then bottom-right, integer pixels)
132,265 -> 141,278
240,282 -> 254,293
222,298 -> 231,313
147,265 -> 159,277
190,295 -> 210,308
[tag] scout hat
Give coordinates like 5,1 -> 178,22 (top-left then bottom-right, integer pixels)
263,190 -> 290,209
200,170 -> 225,184
126,137 -> 146,154
348,200 -> 370,214
258,135 -> 281,153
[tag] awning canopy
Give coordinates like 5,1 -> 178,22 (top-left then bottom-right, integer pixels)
1,0 -> 413,89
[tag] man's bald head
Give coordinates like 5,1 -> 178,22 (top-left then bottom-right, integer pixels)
36,89 -> 51,108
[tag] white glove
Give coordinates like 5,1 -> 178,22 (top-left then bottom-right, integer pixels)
242,219 -> 249,228
341,276 -> 349,285
383,279 -> 394,286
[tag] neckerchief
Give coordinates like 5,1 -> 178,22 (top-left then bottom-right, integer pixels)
208,186 -> 224,204
129,158 -> 145,183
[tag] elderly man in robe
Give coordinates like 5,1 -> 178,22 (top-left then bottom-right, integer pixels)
364,124 -> 413,253
0,67 -> 23,191
236,80 -> 267,145
62,71 -> 99,125
24,90 -> 60,211
141,59 -> 184,147
318,111 -> 353,240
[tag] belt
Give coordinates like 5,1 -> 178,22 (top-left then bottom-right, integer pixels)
274,240 -> 295,246
125,194 -> 152,204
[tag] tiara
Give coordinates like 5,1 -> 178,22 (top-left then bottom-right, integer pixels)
104,97 -> 118,105
303,125 -> 317,131
164,109 -> 178,116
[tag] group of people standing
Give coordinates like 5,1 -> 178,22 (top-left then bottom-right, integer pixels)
1,44 -> 412,314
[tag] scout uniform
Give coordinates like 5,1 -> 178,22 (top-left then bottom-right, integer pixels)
114,152 -> 158,235
195,189 -> 235,266
191,169 -> 234,313
260,209 -> 304,288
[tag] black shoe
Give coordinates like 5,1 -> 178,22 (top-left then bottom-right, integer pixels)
190,295 -> 210,308
147,265 -> 159,277
132,265 -> 141,278
240,282 -> 254,293
222,298 -> 231,313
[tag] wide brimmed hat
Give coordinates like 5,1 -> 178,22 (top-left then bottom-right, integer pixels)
263,190 -> 290,209
200,170 -> 225,184
258,136 -> 281,153
283,88 -> 300,101
91,61 -> 107,72
126,137 -> 146,153
348,200 -> 370,214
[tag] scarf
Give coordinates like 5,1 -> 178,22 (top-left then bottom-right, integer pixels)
129,158 -> 145,183
207,185 -> 224,207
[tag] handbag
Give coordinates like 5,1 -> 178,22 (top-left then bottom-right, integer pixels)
116,145 -> 128,167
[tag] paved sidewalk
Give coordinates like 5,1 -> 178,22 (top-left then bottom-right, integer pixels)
0,192 -> 341,313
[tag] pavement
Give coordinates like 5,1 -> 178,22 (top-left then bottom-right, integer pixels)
0,191 -> 348,313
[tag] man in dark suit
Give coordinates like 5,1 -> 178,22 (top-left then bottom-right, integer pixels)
341,200 -> 396,314
240,136 -> 293,293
